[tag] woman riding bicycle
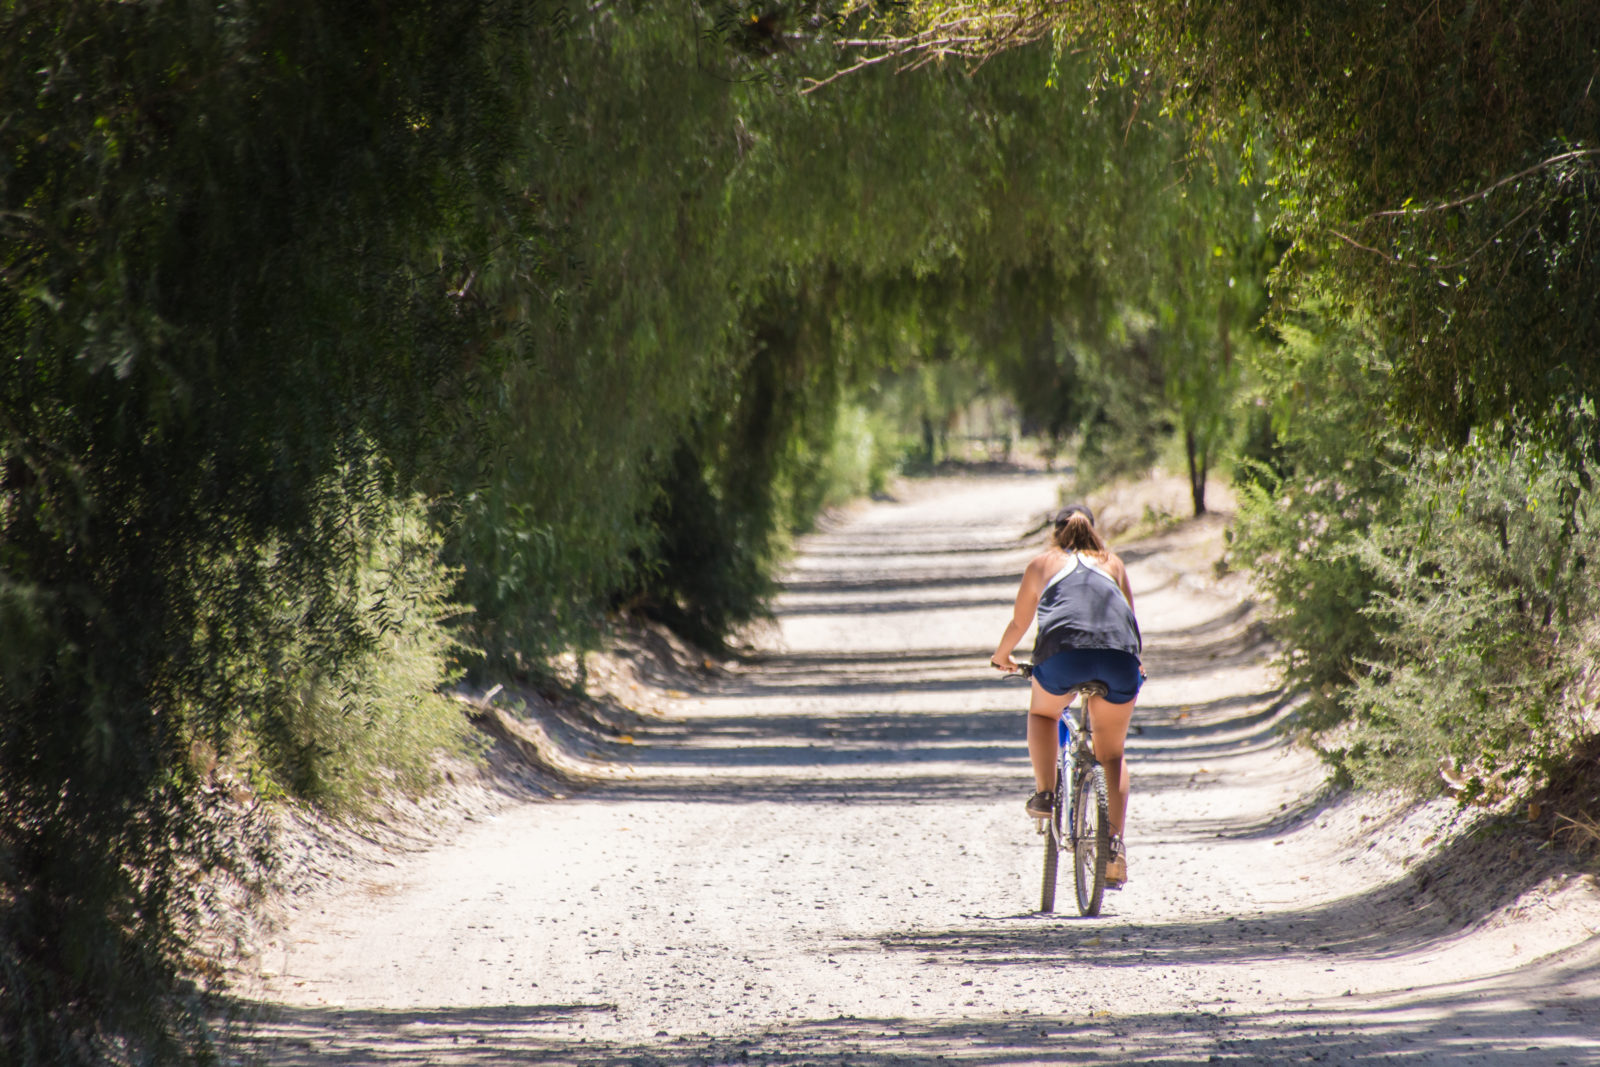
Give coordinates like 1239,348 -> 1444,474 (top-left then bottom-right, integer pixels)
990,503 -> 1142,888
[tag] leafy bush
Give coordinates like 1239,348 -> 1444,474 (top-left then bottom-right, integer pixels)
1340,430 -> 1599,796
1234,311 -> 1600,796
623,436 -> 779,652
1229,309 -> 1407,733
620,285 -> 839,650
816,402 -> 900,505
242,494 -> 472,812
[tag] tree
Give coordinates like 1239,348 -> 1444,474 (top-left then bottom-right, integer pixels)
1141,152 -> 1276,514
845,0 -> 1600,452
1,2 -> 550,1058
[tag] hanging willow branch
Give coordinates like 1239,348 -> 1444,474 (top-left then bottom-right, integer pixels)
802,1 -> 1072,93
1370,149 -> 1600,219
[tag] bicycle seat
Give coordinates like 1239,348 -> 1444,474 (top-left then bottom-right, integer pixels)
1074,681 -> 1109,698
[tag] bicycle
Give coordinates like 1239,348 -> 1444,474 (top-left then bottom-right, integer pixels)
1014,663 -> 1110,917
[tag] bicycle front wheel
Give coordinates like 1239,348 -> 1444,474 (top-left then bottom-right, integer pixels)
1072,762 -> 1109,916
1039,755 -> 1069,913
1039,811 -> 1059,913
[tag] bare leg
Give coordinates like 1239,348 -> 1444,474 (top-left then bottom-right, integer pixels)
1086,694 -> 1135,836
1027,680 -> 1073,793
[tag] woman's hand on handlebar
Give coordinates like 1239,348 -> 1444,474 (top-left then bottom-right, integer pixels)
990,652 -> 1019,673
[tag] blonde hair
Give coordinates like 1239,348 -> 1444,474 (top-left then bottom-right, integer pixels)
1051,512 -> 1107,558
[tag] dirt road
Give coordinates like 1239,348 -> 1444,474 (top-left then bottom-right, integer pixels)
247,471 -> 1600,1065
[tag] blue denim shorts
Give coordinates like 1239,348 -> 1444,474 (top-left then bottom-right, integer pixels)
1032,648 -> 1143,704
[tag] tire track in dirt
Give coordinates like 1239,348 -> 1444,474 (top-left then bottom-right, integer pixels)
243,471 -> 1600,1065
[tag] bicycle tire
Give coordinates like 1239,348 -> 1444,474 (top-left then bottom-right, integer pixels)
1039,812 -> 1059,913
1039,751 -> 1069,913
1073,762 -> 1109,916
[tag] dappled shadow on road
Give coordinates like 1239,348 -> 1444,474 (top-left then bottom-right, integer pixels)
588,616 -> 1295,807
601,767 -> 1303,808
796,538 -> 1034,559
236,960 -> 1600,1065
697,672 -> 1035,700
717,624 -> 1268,713
773,593 -> 1015,617
860,815 -> 1577,968
604,698 -> 1029,803
1136,622 -> 1274,677
778,570 -> 1020,597
592,680 -> 1292,804
620,695 -> 1291,778
716,647 -> 1005,696
1134,690 -> 1288,737
601,770 -> 1022,805
638,706 -> 1017,755
746,647 -> 996,673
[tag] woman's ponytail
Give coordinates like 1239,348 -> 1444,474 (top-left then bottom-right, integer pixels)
1051,511 -> 1107,557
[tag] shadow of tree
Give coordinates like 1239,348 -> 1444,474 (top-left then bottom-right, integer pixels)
774,594 -> 1020,617
234,966 -> 1600,1066
862,818 -> 1573,967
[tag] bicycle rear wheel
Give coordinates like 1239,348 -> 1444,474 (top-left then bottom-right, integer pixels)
1072,762 -> 1109,916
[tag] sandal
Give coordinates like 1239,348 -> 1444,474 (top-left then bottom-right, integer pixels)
1106,834 -> 1128,888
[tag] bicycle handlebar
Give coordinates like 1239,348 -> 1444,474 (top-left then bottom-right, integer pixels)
998,659 -> 1109,699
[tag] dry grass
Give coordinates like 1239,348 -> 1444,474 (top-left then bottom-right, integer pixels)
1555,812 -> 1600,855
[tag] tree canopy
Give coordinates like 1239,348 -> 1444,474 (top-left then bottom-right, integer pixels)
850,0 -> 1600,446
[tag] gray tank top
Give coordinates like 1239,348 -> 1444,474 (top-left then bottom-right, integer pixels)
1032,552 -> 1142,662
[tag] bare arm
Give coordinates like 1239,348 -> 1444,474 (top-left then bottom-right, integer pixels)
991,552 -> 1053,671
1107,550 -> 1145,677
1107,552 -> 1135,614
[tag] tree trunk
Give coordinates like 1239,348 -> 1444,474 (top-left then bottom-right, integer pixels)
1185,424 -> 1208,516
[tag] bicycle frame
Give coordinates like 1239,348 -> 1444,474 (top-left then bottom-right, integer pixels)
1054,696 -> 1094,851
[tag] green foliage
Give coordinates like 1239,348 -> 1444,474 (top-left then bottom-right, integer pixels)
519,36 -> 1238,655
1347,149 -> 1600,448
626,435 -> 780,651
1229,310 -> 1408,733
243,495 -> 472,812
0,1 -> 545,1059
1233,310 -> 1600,794
436,8 -> 749,670
1134,0 -> 1600,446
621,281 -> 843,649
1142,150 -> 1277,513
816,400 -> 901,502
1069,328 -> 1170,487
882,0 -> 1600,450
868,361 -> 990,471
1340,426 -> 1599,795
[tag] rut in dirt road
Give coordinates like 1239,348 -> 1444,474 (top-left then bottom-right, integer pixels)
245,472 -> 1600,1066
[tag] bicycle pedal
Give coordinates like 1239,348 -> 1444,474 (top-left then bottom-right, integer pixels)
1032,816 -> 1048,833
